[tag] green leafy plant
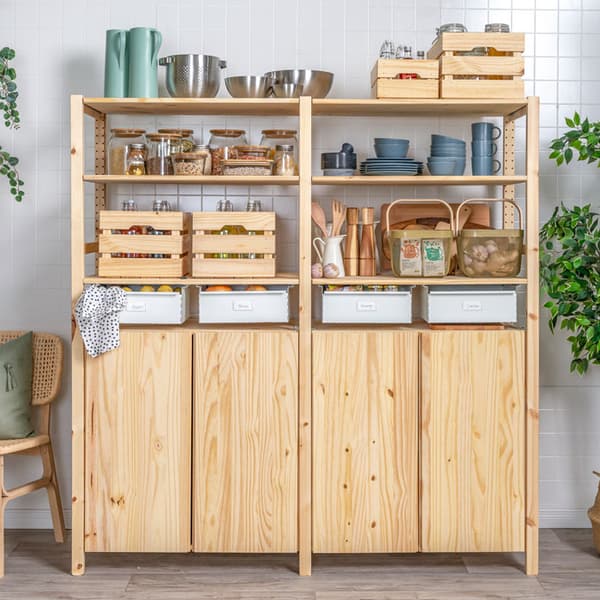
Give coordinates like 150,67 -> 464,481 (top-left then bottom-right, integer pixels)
540,204 -> 600,375
550,112 -> 600,167
0,46 -> 23,201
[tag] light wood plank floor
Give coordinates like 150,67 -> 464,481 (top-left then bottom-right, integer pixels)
1,529 -> 598,599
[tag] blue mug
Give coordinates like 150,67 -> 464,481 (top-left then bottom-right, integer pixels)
471,141 -> 497,156
472,155 -> 501,175
471,122 -> 501,141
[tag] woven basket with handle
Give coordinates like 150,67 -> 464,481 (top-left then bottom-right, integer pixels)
589,471 -> 600,554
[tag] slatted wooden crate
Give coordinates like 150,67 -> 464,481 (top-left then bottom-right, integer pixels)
370,59 -> 439,99
192,212 -> 276,277
98,211 -> 191,277
427,33 -> 525,99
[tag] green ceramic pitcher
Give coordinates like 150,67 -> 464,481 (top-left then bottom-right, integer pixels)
127,27 -> 162,98
104,29 -> 128,97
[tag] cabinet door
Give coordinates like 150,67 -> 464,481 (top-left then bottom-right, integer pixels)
193,330 -> 297,552
421,330 -> 525,553
313,330 -> 419,553
85,330 -> 192,552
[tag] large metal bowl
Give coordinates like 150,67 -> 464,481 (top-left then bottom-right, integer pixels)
263,69 -> 334,98
225,76 -> 273,98
159,54 -> 227,98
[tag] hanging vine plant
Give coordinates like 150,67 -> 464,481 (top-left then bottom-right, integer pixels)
0,46 -> 23,201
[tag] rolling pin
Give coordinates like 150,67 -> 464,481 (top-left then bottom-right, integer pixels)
359,207 -> 376,276
344,207 -> 359,276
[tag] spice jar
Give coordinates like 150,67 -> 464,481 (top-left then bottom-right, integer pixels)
108,129 -> 146,174
436,23 -> 468,36
126,143 -> 146,175
145,132 -> 182,175
208,129 -> 247,175
158,128 -> 195,152
273,144 -> 297,176
172,150 -> 209,175
260,130 -> 298,162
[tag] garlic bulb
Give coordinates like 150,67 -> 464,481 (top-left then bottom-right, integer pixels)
323,263 -> 340,278
311,262 -> 323,278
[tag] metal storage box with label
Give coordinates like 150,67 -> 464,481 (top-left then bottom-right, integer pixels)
322,288 -> 413,324
119,288 -> 189,325
198,286 -> 289,323
418,285 -> 517,324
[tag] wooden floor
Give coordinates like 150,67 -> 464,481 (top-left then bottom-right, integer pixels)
1,529 -> 598,599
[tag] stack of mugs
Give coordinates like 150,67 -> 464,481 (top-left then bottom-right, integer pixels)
471,122 -> 501,176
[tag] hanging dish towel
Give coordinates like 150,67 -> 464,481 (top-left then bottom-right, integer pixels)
74,285 -> 127,358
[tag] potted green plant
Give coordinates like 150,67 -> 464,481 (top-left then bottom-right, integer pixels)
0,46 -> 23,201
545,112 -> 600,553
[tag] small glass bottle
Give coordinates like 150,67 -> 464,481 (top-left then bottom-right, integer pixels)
121,200 -> 142,258
485,23 -> 511,80
126,143 -> 146,175
274,144 -> 298,176
245,199 -> 262,259
214,199 -> 238,258
121,199 -> 137,211
416,50 -> 425,60
402,46 -> 413,59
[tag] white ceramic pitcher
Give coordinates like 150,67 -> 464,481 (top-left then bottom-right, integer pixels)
313,235 -> 346,277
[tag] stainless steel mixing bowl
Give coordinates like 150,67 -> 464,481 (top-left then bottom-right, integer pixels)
225,75 -> 273,98
159,54 -> 227,98
272,83 -> 304,98
263,69 -> 334,98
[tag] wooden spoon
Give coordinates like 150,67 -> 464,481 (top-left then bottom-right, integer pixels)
332,199 -> 346,236
311,202 -> 328,238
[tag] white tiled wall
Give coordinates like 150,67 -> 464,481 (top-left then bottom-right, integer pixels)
0,0 -> 598,529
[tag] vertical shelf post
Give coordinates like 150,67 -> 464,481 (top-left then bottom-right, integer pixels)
70,95 -> 86,576
298,96 -> 312,576
502,115 -> 516,227
525,96 -> 540,576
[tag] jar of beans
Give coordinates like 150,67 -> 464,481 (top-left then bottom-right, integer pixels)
208,129 -> 247,175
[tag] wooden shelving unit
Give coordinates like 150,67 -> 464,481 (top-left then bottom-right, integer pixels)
71,95 -> 539,578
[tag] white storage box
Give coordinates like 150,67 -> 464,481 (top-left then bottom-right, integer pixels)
322,287 -> 413,324
418,285 -> 518,324
198,286 -> 290,323
119,287 -> 189,325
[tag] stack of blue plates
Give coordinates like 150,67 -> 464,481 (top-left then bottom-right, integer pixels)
359,158 -> 423,176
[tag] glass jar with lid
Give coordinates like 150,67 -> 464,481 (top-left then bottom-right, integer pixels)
126,143 -> 146,175
260,130 -> 298,162
273,144 -> 298,176
145,132 -> 182,175
157,128 -> 195,152
208,129 -> 247,175
108,129 -> 146,174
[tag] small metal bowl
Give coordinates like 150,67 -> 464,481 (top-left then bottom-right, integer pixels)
272,83 -> 304,98
225,76 -> 273,98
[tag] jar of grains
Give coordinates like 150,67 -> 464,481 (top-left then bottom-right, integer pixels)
145,132 -> 182,175
108,128 -> 146,174
208,129 -> 247,174
172,150 -> 210,175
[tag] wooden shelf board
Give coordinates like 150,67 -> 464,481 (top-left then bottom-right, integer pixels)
84,175 -> 299,185
313,274 -> 527,286
312,98 -> 529,117
312,175 -> 527,186
83,97 -> 300,116
83,272 -> 300,286
120,319 -> 299,332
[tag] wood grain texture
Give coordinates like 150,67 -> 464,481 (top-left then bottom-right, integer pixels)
193,330 -> 298,553
441,79 -> 525,100
312,331 -> 419,553
421,330 -> 525,553
371,79 -> 439,99
70,94 -> 86,576
85,330 -> 192,552
371,59 -> 440,83
525,96 -> 540,576
428,33 -> 525,59
441,56 -> 524,76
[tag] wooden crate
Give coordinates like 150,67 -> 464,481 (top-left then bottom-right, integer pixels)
192,211 -> 276,277
427,33 -> 525,99
98,211 -> 191,277
370,59 -> 439,99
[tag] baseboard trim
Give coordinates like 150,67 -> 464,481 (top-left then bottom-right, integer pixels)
540,509 -> 591,528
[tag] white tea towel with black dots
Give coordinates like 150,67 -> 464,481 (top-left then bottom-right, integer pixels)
74,285 -> 127,358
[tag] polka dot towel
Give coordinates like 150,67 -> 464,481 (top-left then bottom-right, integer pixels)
74,285 -> 127,358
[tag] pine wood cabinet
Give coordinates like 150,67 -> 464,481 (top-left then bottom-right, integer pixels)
84,330 -> 192,552
312,330 -> 419,553
421,330 -> 525,553
193,330 -> 298,553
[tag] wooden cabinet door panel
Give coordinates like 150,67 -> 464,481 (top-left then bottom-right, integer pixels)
193,330 -> 298,552
313,330 -> 419,553
421,330 -> 525,553
85,330 -> 192,552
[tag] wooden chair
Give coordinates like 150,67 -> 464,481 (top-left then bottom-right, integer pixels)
0,331 -> 65,576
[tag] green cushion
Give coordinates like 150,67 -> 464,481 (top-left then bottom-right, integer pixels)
0,332 -> 35,438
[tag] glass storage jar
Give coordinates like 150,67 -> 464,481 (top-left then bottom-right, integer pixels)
126,143 -> 146,175
273,144 -> 298,176
158,128 -> 195,152
235,145 -> 271,160
222,159 -> 273,176
260,130 -> 298,162
193,144 -> 212,174
172,150 -> 210,175
208,129 -> 247,174
145,132 -> 182,175
485,23 -> 511,80
108,128 -> 146,175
